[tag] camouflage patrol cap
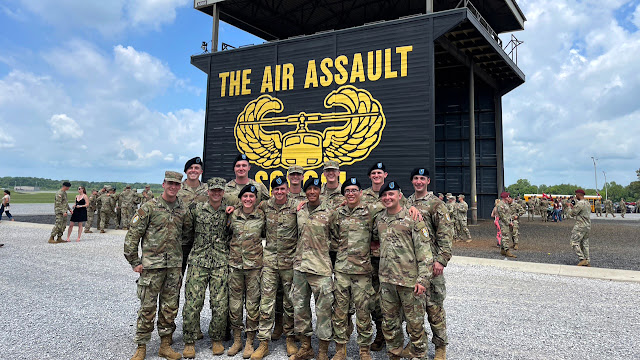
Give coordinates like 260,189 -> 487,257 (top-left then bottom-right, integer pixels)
103,185 -> 108,189
323,160 -> 339,170
105,185 -> 113,191
287,165 -> 304,175
207,177 -> 226,190
125,184 -> 131,189
144,185 -> 150,188
458,194 -> 465,199
448,195 -> 455,200
446,193 -> 452,198
438,193 -> 443,198
164,171 -> 183,183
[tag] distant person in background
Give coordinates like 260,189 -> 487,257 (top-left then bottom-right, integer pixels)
568,189 -> 591,267
619,198 -> 626,218
66,186 -> 89,242
594,197 -> 602,217
141,185 -> 154,204
491,199 -> 501,247
84,189 -> 99,233
49,181 -> 72,244
1,189 -> 14,221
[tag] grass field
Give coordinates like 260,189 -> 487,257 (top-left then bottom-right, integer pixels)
8,192 -> 60,204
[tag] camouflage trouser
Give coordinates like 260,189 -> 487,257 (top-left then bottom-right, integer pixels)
50,213 -> 66,237
291,270 -> 333,341
605,206 -> 614,217
570,228 -> 590,261
426,274 -> 448,347
96,208 -> 102,229
528,209 -> 534,221
257,267 -> 294,341
380,282 -> 427,359
134,267 -> 182,344
116,207 -> 122,228
457,217 -> 471,239
84,209 -> 95,231
499,221 -> 512,251
183,265 -> 228,342
229,267 -> 261,333
510,220 -> 520,245
595,206 -> 602,216
121,207 -> 134,229
452,218 -> 462,241
370,257 -> 383,323
333,272 -> 374,345
100,210 -> 114,229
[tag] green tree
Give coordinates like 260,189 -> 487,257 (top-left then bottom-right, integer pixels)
505,178 -> 538,196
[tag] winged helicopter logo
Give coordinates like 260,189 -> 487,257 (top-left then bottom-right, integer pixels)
234,85 -> 386,170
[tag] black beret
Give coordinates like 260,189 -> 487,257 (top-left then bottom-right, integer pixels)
62,181 -> 71,187
303,177 -> 322,192
238,184 -> 258,198
341,177 -> 362,195
410,167 -> 429,180
232,154 -> 249,169
184,156 -> 203,172
271,176 -> 288,189
379,180 -> 401,197
368,162 -> 386,175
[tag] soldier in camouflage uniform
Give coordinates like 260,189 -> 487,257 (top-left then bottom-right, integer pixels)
594,197 -> 602,217
252,176 -> 299,360
407,168 -> 453,360
48,181 -> 71,243
287,165 -> 307,202
141,185 -> 154,204
95,186 -> 107,230
99,187 -> 117,233
225,154 -> 270,204
619,198 -> 626,218
178,157 -> 209,276
329,177 -> 379,360
120,185 -> 137,230
445,195 -> 460,242
604,198 -> 614,217
361,162 -> 388,204
373,181 -> 433,360
456,195 -> 471,242
568,189 -> 592,266
124,171 -> 193,360
84,189 -> 98,233
321,160 -> 344,210
290,177 -> 336,360
509,198 -> 525,250
496,192 -> 517,258
227,184 -> 266,359
527,197 -> 535,221
114,189 -> 122,229
182,178 -> 231,358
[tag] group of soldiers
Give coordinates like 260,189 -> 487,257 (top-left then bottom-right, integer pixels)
123,156 -> 457,360
494,192 -> 526,258
524,195 -> 570,222
48,182 -> 156,243
439,193 -> 472,242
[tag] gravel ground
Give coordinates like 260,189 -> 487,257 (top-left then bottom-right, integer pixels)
1,222 -> 639,359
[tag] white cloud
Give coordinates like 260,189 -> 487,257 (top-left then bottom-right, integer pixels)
632,3 -> 640,29
48,114 -> 83,140
126,0 -> 188,29
0,129 -> 15,149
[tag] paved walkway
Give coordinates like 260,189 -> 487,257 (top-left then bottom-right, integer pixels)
1,221 -> 639,359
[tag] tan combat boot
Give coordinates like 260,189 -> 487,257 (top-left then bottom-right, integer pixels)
317,340 -> 330,360
130,344 -> 146,360
370,321 -> 384,351
158,335 -> 182,360
289,335 -> 314,360
331,343 -> 346,360
500,249 -> 507,256
55,236 -> 66,243
48,236 -> 56,244
359,345 -> 372,360
504,249 -> 517,258
250,340 -> 269,360
434,346 -> 446,360
227,330 -> 243,356
85,230 -> 93,233
212,341 -> 225,355
577,259 -> 588,266
183,343 -> 195,359
271,313 -> 284,340
100,229 -> 106,233
285,335 -> 298,356
243,331 -> 256,359
513,243 -> 519,250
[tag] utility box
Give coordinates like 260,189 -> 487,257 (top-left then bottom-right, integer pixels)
192,4 -> 525,218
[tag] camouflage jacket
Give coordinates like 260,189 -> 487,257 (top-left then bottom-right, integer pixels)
99,193 -> 116,212
229,208 -> 265,270
258,197 -> 299,270
119,189 -> 137,208
295,201 -> 336,276
54,189 -> 70,214
510,202 -> 526,220
457,200 -> 469,218
496,200 -> 513,227
178,180 -> 209,208
186,200 -> 231,268
407,192 -> 453,267
445,202 -> 457,221
123,196 -> 193,269
225,179 -> 269,205
373,208 -> 433,288
87,194 -> 98,211
330,203 -> 378,275
604,199 -> 613,208
288,189 -> 307,203
358,193 -> 386,257
569,199 -> 591,231
321,183 -> 344,210
141,190 -> 154,204
362,187 -> 407,208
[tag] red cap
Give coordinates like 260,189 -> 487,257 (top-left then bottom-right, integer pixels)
575,189 -> 585,195
500,192 -> 510,199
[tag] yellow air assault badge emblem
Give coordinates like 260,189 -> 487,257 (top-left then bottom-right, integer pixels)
234,85 -> 386,170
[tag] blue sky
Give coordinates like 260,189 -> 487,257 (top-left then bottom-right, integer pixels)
1,0 -> 639,188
